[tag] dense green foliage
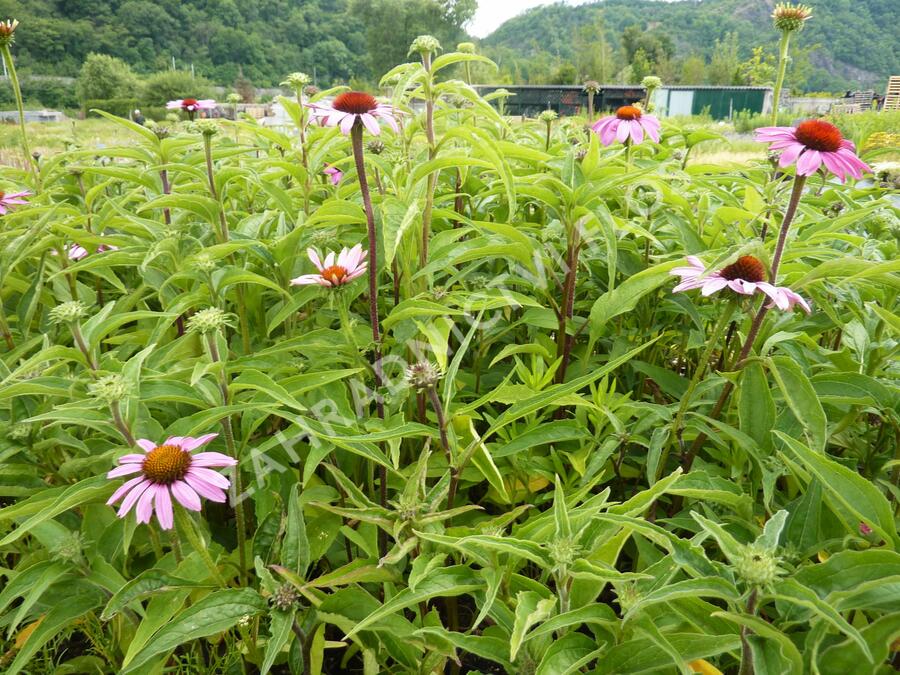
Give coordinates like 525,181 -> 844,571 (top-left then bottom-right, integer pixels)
0,42 -> 899,675
483,0 -> 899,91
0,0 -> 474,87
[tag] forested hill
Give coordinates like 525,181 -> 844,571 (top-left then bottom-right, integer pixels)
483,0 -> 898,91
0,0 -> 474,87
0,0 -> 895,91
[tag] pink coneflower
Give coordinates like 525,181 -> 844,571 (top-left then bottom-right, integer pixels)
0,190 -> 29,214
290,245 -> 368,288
754,120 -> 869,183
167,98 -> 216,113
324,164 -> 343,185
671,255 -> 811,313
67,240 -> 118,261
307,91 -> 399,136
106,433 -> 236,529
592,105 -> 661,145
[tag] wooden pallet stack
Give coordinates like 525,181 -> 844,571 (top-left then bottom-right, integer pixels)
884,76 -> 900,112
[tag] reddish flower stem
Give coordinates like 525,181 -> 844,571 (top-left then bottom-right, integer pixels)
351,122 -> 388,554
682,175 -> 806,470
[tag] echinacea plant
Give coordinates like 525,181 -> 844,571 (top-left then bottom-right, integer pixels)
0,32 -> 895,675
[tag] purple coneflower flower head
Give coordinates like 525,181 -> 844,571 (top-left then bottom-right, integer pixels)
324,164 -> 343,185
0,190 -> 30,215
670,255 -> 811,313
290,245 -> 368,288
307,91 -> 399,136
166,98 -> 217,113
592,105 -> 661,146
106,433 -> 236,530
754,119 -> 869,183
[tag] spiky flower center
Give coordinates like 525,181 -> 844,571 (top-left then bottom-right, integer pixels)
321,265 -> 349,284
0,191 -> 5,200
720,256 -> 766,283
332,91 -> 378,115
794,119 -> 843,152
142,444 -> 192,484
181,98 -> 199,109
773,3 -> 812,31
616,105 -> 642,120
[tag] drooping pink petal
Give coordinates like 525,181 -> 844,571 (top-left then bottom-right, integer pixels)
777,142 -> 805,167
796,150 -> 823,176
116,453 -> 146,464
700,277 -> 729,296
629,120 -> 644,144
135,486 -> 156,524
185,473 -> 227,502
155,485 -> 174,529
108,475 -> 146,506
164,436 -> 186,447
188,467 -> 231,490
339,113 -> 357,135
616,120 -> 632,143
118,479 -> 152,517
171,480 -> 202,511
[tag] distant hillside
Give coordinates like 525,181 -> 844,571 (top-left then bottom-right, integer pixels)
482,0 -> 899,91
0,0 -> 472,87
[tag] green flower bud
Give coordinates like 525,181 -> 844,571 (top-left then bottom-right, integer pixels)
547,537 -> 581,572
582,80 -> 601,94
6,422 -> 32,441
457,42 -> 476,54
366,139 -> 385,155
538,109 -> 558,123
89,374 -> 131,404
195,120 -> 219,137
187,307 -> 232,335
641,75 -> 662,90
734,543 -> 781,587
409,34 -> 441,57
615,583 -> 641,613
405,361 -> 442,391
49,300 -> 88,324
270,583 -> 300,612
50,531 -> 86,565
281,72 -> 311,91
226,92 -> 242,104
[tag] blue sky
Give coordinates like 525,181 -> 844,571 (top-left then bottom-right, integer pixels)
469,0 -> 594,38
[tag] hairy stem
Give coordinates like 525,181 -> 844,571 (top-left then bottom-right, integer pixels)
683,175 -> 807,468
673,301 -> 737,468
350,123 -> 388,555
174,506 -> 228,586
206,332 -> 248,586
1,44 -> 38,185
770,31 -> 791,126
739,589 -> 759,675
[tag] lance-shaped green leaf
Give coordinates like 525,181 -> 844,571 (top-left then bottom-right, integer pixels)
776,431 -> 898,549
510,591 -> 556,661
102,569 -> 214,620
343,566 -> 482,639
122,588 -> 268,673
